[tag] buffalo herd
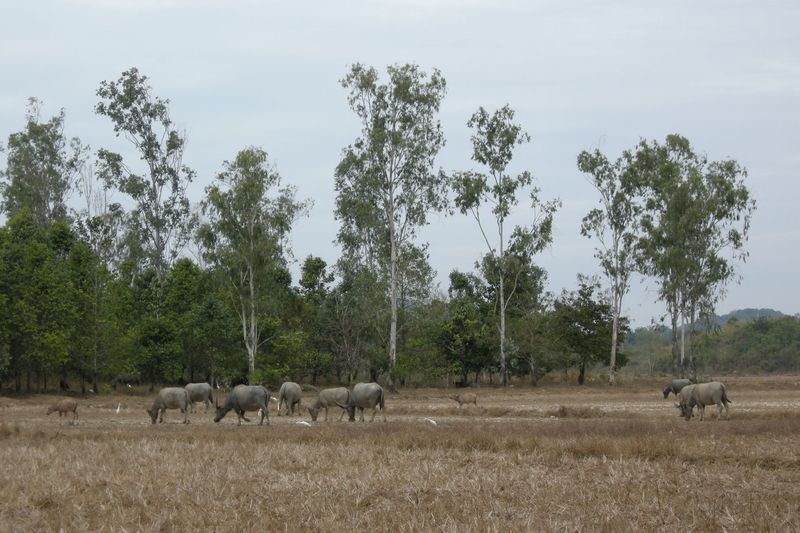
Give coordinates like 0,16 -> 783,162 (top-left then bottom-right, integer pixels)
142,381 -> 388,425
43,378 -> 734,425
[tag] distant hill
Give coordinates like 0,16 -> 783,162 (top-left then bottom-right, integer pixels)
713,308 -> 785,326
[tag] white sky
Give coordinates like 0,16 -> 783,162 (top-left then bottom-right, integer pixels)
1,0 -> 798,326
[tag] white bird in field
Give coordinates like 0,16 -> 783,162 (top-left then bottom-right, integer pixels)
127,383 -> 132,388
296,421 -> 312,427
89,389 -> 95,394
270,396 -> 278,403
115,402 -> 121,414
423,418 -> 438,427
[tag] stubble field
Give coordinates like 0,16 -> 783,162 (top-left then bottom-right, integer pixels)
1,376 -> 799,532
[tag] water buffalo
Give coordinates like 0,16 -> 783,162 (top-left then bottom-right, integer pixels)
277,382 -> 302,416
685,381 -> 732,421
147,387 -> 190,424
675,384 -> 697,419
345,382 -> 386,423
307,387 -> 352,422
214,384 -> 270,426
662,378 -> 691,399
184,382 -> 213,412
448,392 -> 477,407
47,398 -> 78,421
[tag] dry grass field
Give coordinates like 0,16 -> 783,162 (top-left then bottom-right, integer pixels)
1,376 -> 799,532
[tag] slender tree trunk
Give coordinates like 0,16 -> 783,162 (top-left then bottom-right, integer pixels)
608,267 -> 623,385
688,303 -> 697,380
498,219 -> 508,387
388,213 -> 398,392
609,310 -> 619,385
670,306 -> 680,377
578,361 -> 586,385
680,312 -> 686,370
499,274 -> 507,387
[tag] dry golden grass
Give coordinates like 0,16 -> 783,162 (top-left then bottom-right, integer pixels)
1,378 -> 799,531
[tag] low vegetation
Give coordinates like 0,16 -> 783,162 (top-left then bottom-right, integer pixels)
1,377 -> 798,531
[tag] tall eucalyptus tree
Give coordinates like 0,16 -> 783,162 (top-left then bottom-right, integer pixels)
335,63 -> 448,390
577,148 -> 640,385
1,98 -> 87,228
95,68 -> 195,291
629,135 -> 754,376
452,105 -> 559,386
200,147 -> 308,383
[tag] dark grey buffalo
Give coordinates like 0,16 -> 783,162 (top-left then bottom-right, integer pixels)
147,387 -> 190,424
685,381 -> 732,421
345,382 -> 386,423
662,378 -> 691,399
308,387 -> 352,422
185,382 -> 213,412
214,384 -> 270,425
277,382 -> 302,416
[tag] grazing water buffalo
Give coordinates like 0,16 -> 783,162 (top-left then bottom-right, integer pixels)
662,378 -> 692,399
448,392 -> 477,407
184,382 -> 213,412
686,381 -> 732,421
307,387 -> 352,422
675,384 -> 697,419
346,382 -> 386,423
214,385 -> 270,425
277,382 -> 302,416
147,387 -> 190,424
47,398 -> 78,421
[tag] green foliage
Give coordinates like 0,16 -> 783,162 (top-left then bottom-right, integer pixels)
577,147 -> 640,383
335,63 -> 448,386
136,316 -> 182,385
624,315 -> 800,375
95,68 -> 195,286
0,70 -> 778,392
452,104 -> 560,385
548,278 -> 629,384
0,98 -> 87,228
200,146 -> 308,382
627,134 -> 755,374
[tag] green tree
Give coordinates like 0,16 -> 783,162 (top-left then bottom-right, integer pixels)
335,63 -> 448,390
163,258 -> 217,382
549,278 -> 629,385
199,147 -> 308,383
327,262 -> 386,383
452,105 -> 559,386
0,212 -> 80,391
95,68 -> 195,290
297,256 -> 335,384
1,98 -> 87,228
73,166 -> 125,393
577,148 -> 641,385
629,135 -> 755,377
437,271 -> 493,384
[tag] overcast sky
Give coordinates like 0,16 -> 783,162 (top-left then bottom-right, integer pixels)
1,0 -> 798,326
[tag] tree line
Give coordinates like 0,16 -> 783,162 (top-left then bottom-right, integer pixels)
0,65 -> 755,393
625,314 -> 800,375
